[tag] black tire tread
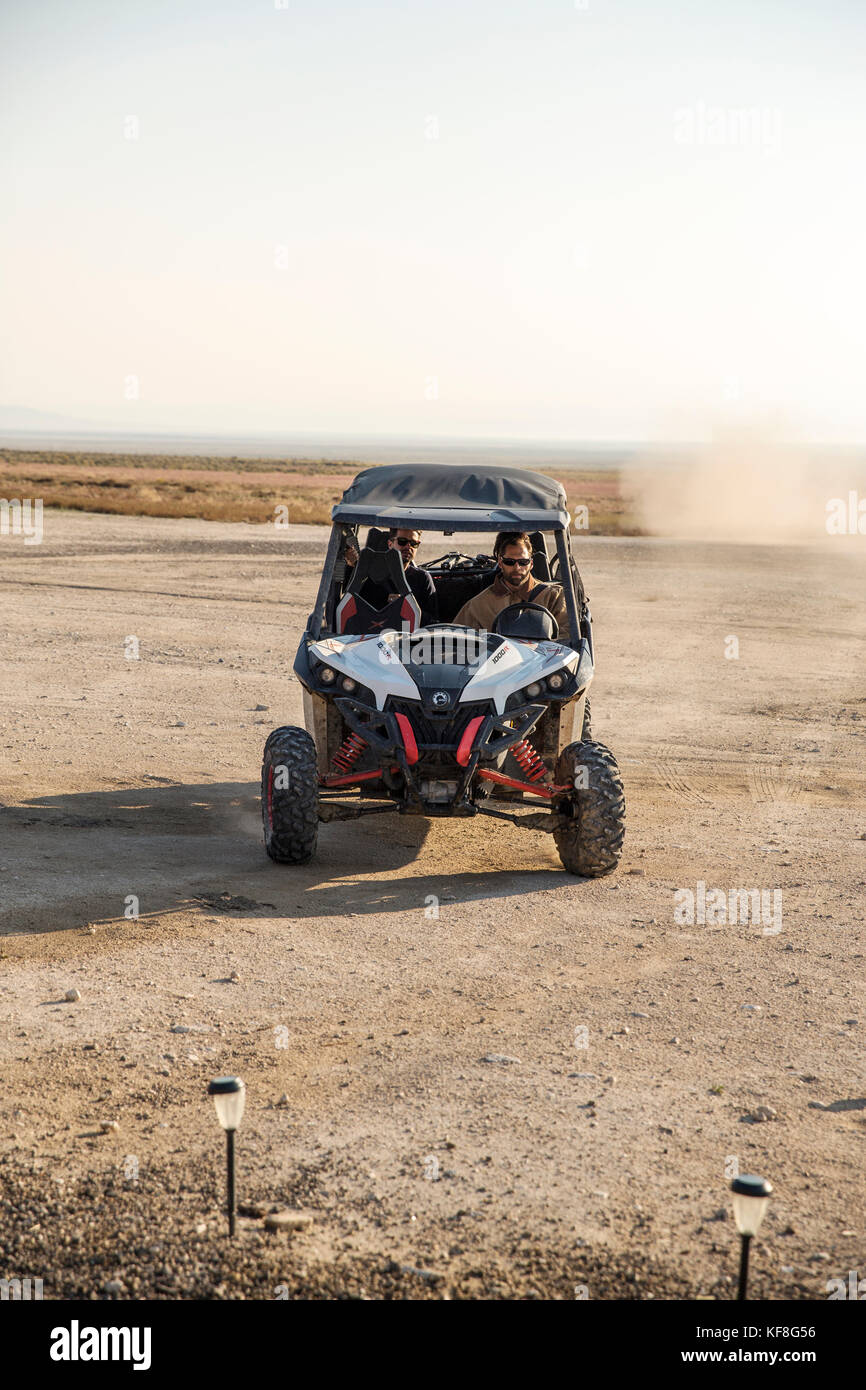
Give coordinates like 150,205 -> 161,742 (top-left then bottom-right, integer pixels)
261,725 -> 319,864
553,739 -> 625,877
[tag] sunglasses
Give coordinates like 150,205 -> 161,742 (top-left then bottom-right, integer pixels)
499,556 -> 531,567
394,537 -> 420,548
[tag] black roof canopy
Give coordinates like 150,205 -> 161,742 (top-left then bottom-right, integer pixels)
332,463 -> 569,531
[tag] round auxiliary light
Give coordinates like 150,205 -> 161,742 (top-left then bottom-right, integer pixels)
340,677 -> 357,693
547,672 -> 566,691
525,682 -> 543,698
319,666 -> 337,684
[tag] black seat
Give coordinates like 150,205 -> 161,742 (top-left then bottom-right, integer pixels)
335,547 -> 421,634
528,531 -> 551,581
365,526 -> 390,551
531,549 -> 551,581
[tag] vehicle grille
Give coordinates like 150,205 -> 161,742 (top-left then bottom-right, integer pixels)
388,699 -> 491,757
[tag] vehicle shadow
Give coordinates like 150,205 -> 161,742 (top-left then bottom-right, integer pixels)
0,780 -> 568,935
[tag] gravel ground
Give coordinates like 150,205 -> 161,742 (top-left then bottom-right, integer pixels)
0,512 -> 864,1300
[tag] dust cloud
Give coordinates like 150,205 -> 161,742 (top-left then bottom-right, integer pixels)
625,430 -> 858,543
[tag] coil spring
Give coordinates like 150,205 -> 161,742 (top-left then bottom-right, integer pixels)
331,731 -> 367,773
511,737 -> 547,782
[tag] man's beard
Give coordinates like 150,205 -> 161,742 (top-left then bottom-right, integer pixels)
502,568 -> 530,590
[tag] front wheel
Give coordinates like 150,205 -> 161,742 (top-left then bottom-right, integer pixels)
261,726 -> 319,864
553,740 -> 625,877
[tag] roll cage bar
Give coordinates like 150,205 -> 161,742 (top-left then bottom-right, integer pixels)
306,514 -> 591,658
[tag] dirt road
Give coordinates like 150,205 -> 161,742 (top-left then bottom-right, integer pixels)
1,511 -> 863,1299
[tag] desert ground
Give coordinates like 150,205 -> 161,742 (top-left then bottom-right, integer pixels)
0,509 -> 864,1300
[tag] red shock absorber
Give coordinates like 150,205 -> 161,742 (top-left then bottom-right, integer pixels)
331,731 -> 367,773
511,737 -> 547,782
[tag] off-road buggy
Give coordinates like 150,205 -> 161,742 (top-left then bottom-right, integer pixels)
261,464 -> 625,875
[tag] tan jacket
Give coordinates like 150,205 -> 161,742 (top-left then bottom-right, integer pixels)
454,577 -> 570,643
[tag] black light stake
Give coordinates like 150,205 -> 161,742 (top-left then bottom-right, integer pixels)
208,1076 -> 246,1237
731,1174 -> 773,1300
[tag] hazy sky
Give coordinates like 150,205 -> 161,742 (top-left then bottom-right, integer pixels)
2,0 -> 865,440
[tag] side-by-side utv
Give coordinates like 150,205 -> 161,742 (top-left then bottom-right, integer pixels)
261,464 -> 625,875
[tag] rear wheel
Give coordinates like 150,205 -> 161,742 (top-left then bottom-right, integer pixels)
261,726 -> 319,864
553,740 -> 625,877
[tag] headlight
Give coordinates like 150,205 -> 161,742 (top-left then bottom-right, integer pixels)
340,676 -> 357,692
524,682 -> 543,698
319,666 -> 337,684
547,671 -> 566,691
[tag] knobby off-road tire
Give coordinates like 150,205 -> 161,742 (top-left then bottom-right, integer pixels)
553,740 -> 625,877
581,695 -> 591,741
261,726 -> 319,864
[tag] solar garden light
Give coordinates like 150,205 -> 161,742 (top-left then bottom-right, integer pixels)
731,1174 -> 773,1300
208,1076 -> 245,1237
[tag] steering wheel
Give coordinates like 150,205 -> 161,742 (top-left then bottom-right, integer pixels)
491,601 -> 559,640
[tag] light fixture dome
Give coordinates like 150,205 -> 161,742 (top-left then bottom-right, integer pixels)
208,1076 -> 246,1131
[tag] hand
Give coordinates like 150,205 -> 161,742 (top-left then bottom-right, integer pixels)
345,543 -> 358,566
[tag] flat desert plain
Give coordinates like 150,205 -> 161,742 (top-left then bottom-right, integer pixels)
0,510 -> 863,1299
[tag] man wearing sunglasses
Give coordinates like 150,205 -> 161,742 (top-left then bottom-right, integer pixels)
453,531 -> 569,642
344,526 -> 438,625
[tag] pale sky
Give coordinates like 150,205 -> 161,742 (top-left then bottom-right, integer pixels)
2,0 -> 865,441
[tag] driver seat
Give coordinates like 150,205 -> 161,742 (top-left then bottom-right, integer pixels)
335,547 -> 421,635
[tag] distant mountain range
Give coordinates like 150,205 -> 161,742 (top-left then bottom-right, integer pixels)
0,406 -> 109,431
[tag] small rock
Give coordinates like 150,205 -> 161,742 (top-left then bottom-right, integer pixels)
741,1004 -> 762,1013
630,1011 -> 650,1018
809,1251 -> 831,1262
569,1072 -> 597,1079
99,1120 -> 120,1134
264,1208 -> 314,1233
481,1053 -> 521,1065
253,704 -> 269,712
669,1037 -> 680,1045
747,1105 -> 777,1123
170,1024 -> 191,1034
710,1208 -> 728,1221
238,1202 -> 269,1218
64,989 -> 81,1003
195,1222 -> 207,1235
591,1189 -> 609,1200
104,1279 -> 125,1295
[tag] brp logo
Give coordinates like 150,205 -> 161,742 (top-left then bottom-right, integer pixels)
431,691 -> 449,708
